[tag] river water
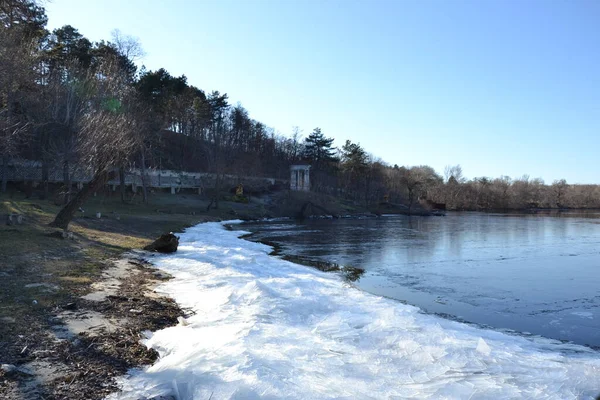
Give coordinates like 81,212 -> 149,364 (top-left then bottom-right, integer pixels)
241,212 -> 600,348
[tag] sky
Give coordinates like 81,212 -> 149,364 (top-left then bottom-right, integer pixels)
44,0 -> 600,183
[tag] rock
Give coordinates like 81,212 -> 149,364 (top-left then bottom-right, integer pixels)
144,233 -> 179,253
153,271 -> 171,280
1,364 -> 17,374
6,214 -> 24,225
1,364 -> 33,376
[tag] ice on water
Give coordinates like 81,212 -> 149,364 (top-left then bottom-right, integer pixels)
111,222 -> 600,399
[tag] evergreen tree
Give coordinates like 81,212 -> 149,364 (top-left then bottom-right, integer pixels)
341,140 -> 368,173
302,127 -> 337,165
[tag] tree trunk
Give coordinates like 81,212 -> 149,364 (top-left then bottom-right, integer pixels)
214,172 -> 221,209
63,160 -> 71,204
140,152 -> 148,203
364,175 -> 371,207
1,155 -> 8,193
41,158 -> 49,200
49,170 -> 110,230
119,166 -> 126,203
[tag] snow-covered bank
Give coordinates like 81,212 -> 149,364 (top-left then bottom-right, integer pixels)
111,222 -> 600,399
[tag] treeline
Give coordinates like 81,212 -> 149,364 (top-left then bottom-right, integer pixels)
415,166 -> 600,211
1,1 -> 599,229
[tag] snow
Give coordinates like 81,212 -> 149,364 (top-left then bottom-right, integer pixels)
110,222 -> 600,400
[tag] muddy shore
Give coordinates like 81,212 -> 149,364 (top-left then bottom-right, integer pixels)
0,253 -> 186,399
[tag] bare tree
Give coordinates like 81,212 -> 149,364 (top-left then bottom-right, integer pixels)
400,166 -> 441,213
204,91 -> 230,210
444,164 -> 465,183
552,179 -> 569,208
50,57 -> 140,229
110,29 -> 145,62
443,164 -> 466,209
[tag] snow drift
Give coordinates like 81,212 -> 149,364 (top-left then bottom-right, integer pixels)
110,222 -> 600,399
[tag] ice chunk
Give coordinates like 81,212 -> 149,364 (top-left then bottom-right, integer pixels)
476,338 -> 491,356
572,311 -> 593,319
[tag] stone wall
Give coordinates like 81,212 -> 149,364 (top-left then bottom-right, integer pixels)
1,158 -> 285,193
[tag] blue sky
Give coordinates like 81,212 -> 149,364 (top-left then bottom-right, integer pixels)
45,0 -> 600,183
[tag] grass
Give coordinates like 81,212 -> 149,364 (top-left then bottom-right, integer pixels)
0,185 -> 274,309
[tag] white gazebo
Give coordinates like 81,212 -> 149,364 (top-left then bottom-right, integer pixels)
290,164 -> 311,191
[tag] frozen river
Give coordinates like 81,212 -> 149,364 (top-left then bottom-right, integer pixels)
242,212 -> 600,347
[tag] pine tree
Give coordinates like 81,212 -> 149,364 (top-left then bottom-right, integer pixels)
341,140 -> 368,173
302,128 -> 337,166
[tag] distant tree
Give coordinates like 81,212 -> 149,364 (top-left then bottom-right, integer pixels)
136,68 -> 187,120
491,176 -> 512,210
341,140 -> 368,171
444,164 -> 465,184
552,179 -> 569,208
340,140 -> 368,200
91,41 -> 137,82
205,90 -> 230,209
443,164 -> 466,209
110,29 -> 145,62
290,126 -> 303,161
401,166 -> 442,213
303,128 -> 337,165
44,25 -> 93,75
302,128 -> 337,192
0,0 -> 47,33
364,157 -> 387,206
474,177 -> 492,210
510,175 -> 531,209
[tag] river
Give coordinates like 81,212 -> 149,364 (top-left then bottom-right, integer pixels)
241,211 -> 600,348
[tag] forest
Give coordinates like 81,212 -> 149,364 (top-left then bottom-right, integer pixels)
2,0 -> 599,226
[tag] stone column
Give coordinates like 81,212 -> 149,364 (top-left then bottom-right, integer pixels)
304,168 -> 310,191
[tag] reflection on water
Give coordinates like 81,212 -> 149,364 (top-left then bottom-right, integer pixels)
240,211 -> 600,347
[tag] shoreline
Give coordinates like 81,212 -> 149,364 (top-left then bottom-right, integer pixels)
232,218 -> 600,352
0,188 -> 387,399
0,191 -> 227,399
0,252 -> 184,399
108,221 -> 600,399
3,193 -> 599,399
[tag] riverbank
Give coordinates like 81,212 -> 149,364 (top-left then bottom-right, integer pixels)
0,187 -> 384,398
0,190 -> 237,399
0,185 -> 449,398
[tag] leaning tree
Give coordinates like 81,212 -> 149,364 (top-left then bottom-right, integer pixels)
49,56 -> 140,229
